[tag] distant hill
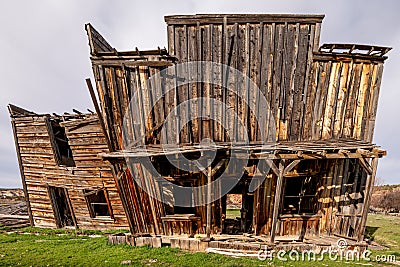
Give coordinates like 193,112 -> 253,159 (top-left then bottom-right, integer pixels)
371,184 -> 400,213
0,189 -> 24,201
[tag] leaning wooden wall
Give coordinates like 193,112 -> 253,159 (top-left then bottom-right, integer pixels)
12,115 -> 58,228
165,15 -> 389,143
86,24 -> 179,235
319,159 -> 369,239
87,18 -> 389,148
303,53 -> 386,142
91,56 -> 175,151
86,23 -> 176,151
117,162 -> 217,235
10,112 -> 129,230
117,166 -> 167,235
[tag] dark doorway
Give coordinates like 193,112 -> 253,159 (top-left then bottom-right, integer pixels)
221,176 -> 254,234
48,186 -> 75,228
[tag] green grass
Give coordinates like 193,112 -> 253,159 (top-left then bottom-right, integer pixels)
226,209 -> 241,219
366,214 -> 400,255
0,226 -> 129,236
0,214 -> 398,266
0,231 -> 262,267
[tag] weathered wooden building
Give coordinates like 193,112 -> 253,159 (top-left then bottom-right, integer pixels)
9,12 -> 390,250
8,104 -> 129,230
85,13 -> 390,246
86,15 -> 390,245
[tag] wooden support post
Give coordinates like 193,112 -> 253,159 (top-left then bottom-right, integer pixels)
270,159 -> 285,243
357,157 -> 378,242
313,23 -> 322,52
206,160 -> 212,240
268,159 -> 301,243
265,159 -> 279,177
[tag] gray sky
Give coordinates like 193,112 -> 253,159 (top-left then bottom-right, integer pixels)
1,0 -> 399,188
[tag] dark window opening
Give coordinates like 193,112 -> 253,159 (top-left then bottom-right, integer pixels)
282,176 -> 318,215
84,189 -> 112,218
46,118 -> 75,167
161,182 -> 196,215
173,182 -> 196,214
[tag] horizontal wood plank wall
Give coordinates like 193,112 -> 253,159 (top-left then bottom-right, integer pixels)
165,15 -> 323,143
62,116 -> 129,229
12,114 -> 129,230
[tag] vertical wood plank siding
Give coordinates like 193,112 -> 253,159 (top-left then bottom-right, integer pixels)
165,15 -> 323,142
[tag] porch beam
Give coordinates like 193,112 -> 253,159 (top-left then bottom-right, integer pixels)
204,160 -> 213,241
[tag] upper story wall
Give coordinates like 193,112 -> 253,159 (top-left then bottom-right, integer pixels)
164,14 -> 324,143
87,15 -> 390,149
164,14 -> 390,143
86,23 -> 176,151
303,44 -> 389,142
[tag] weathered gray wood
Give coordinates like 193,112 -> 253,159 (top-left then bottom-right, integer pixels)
83,17 -> 390,242
357,158 -> 378,241
270,159 -> 285,243
206,162 -> 212,240
8,107 -> 34,227
165,14 -> 325,25
85,23 -> 114,55
86,78 -> 113,150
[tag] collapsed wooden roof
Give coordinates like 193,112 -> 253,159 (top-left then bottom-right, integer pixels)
8,103 -> 96,121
